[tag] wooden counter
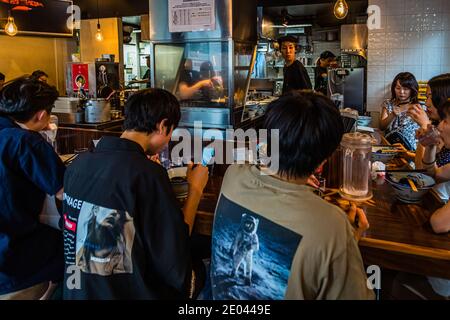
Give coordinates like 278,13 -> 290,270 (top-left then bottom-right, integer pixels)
193,166 -> 450,280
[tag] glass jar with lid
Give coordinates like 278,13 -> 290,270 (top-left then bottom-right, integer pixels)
339,132 -> 373,201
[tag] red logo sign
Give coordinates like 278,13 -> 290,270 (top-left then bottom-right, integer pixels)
64,214 -> 77,232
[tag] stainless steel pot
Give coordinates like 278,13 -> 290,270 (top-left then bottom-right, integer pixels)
85,99 -> 111,123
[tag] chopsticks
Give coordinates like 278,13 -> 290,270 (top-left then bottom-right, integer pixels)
407,178 -> 419,192
63,154 -> 78,164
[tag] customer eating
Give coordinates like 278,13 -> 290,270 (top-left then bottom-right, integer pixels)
0,77 -> 65,300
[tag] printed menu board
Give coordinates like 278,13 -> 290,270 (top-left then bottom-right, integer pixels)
168,0 -> 215,33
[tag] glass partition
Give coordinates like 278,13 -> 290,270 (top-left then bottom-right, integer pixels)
154,42 -> 229,108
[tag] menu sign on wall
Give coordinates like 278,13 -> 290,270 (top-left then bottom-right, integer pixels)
168,0 -> 215,33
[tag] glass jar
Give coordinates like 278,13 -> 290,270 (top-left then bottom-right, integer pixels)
339,132 -> 373,201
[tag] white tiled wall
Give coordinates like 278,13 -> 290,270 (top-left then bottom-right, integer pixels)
367,0 -> 450,111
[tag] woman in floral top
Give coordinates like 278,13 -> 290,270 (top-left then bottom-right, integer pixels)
380,72 -> 422,151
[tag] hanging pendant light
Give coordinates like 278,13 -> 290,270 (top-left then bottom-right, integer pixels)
5,15 -> 18,36
334,0 -> 349,20
2,11 -> 18,36
95,20 -> 103,41
95,0 -> 103,41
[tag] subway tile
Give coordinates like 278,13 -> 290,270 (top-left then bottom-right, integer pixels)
386,48 -> 404,65
367,65 -> 386,82
403,31 -> 423,48
422,31 -> 443,48
441,48 -> 450,65
368,0 -> 386,11
385,66 -> 405,83
386,0 -> 405,15
385,32 -> 404,48
422,13 -> 443,31
403,65 -> 423,80
422,65 -> 442,80
423,0 -> 442,14
441,65 -> 450,74
368,48 -> 386,65
422,48 -> 442,65
443,31 -> 450,47
405,14 -> 424,32
403,48 -> 422,66
442,14 -> 450,31
443,1 -> 450,14
368,31 -> 386,49
367,81 -> 387,98
405,0 -> 423,15
384,82 -> 393,99
386,15 -> 405,32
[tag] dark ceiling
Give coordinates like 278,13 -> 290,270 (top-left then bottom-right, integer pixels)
73,0 -> 367,22
264,1 -> 368,27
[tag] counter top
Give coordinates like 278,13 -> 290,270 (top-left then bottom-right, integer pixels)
59,118 -> 124,130
193,164 -> 450,280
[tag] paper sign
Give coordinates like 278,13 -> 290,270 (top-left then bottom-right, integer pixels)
168,0 -> 215,33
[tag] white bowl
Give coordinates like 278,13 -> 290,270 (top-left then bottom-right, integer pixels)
386,172 -> 435,203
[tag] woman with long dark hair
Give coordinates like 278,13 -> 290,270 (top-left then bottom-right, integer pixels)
380,72 -> 422,150
409,73 -> 450,168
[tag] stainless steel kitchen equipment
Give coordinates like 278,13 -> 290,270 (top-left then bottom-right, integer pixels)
84,99 -> 111,123
327,67 -> 365,115
148,0 -> 258,131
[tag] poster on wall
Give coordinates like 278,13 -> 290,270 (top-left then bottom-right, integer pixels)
168,0 -> 215,33
0,0 -> 73,37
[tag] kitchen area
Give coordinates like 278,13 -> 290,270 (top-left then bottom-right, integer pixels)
55,0 -> 372,154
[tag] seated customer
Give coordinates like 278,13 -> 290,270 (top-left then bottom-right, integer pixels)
0,77 -> 65,299
410,73 -> 450,169
62,88 -> 209,299
380,72 -> 423,151
391,100 -> 450,300
209,91 -> 374,300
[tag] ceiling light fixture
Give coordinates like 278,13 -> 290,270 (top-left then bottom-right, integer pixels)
334,0 -> 349,20
95,0 -> 103,41
1,11 -> 18,36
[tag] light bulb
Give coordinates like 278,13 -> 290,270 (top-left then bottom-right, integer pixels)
95,22 -> 103,41
5,16 -> 18,36
334,0 -> 349,20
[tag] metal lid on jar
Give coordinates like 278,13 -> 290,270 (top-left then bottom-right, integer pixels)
341,132 -> 372,146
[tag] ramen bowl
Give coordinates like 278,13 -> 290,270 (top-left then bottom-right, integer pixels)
386,172 -> 435,203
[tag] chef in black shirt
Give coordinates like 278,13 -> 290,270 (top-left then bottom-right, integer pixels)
314,51 -> 337,96
278,35 -> 312,95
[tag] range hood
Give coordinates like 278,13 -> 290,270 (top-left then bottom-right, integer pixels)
340,24 -> 368,58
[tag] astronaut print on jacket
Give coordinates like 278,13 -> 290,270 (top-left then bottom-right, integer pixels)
210,195 -> 302,300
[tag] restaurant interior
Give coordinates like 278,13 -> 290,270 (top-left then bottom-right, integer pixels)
0,0 -> 449,301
